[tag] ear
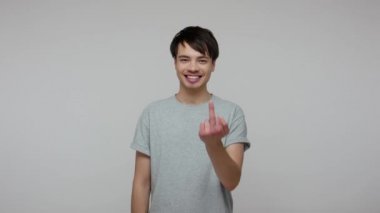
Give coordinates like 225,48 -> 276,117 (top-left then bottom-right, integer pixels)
211,61 -> 216,72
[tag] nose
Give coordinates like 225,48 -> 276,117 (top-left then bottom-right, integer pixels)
188,60 -> 199,71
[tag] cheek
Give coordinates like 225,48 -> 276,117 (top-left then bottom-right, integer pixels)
206,67 -> 214,75
175,63 -> 185,72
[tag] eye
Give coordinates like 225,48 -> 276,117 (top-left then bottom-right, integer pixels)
179,58 -> 189,63
199,60 -> 208,64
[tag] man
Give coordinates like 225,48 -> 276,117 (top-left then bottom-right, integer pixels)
131,26 -> 250,213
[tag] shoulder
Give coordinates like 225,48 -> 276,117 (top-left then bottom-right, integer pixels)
140,96 -> 176,116
213,95 -> 246,117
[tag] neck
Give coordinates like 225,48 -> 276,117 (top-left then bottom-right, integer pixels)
176,87 -> 212,105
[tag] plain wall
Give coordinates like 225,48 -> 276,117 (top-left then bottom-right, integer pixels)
1,0 -> 379,212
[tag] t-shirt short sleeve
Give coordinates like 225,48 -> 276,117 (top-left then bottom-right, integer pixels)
130,108 -> 151,156
224,105 -> 250,151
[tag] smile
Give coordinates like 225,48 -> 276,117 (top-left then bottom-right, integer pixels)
185,75 -> 202,83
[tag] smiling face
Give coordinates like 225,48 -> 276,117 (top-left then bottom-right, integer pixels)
175,42 -> 215,94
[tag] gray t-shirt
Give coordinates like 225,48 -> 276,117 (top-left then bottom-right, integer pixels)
131,95 -> 250,213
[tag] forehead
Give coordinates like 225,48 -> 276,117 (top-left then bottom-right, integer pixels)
177,42 -> 209,58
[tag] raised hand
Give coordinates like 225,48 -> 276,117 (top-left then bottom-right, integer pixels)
199,101 -> 229,144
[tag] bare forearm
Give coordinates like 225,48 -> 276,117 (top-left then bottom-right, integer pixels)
205,141 -> 241,191
131,183 -> 150,213
199,101 -> 244,191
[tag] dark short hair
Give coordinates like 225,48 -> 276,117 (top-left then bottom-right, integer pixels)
170,26 -> 219,62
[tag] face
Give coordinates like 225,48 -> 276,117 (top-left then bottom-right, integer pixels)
174,42 -> 215,93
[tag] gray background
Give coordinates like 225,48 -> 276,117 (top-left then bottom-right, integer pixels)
1,0 -> 379,212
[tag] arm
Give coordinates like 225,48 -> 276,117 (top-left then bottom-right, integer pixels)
131,151 -> 151,213
205,142 -> 245,191
199,101 -> 245,191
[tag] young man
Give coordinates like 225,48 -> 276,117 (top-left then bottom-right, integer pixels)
131,26 -> 250,213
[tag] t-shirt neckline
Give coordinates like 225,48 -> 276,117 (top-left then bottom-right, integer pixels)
172,94 -> 215,108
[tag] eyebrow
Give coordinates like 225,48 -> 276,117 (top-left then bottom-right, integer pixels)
177,55 -> 210,60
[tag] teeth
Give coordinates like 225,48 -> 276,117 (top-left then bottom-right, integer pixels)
186,75 -> 201,83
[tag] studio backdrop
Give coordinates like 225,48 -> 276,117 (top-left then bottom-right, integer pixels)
0,0 -> 379,212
